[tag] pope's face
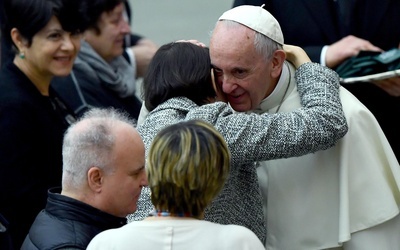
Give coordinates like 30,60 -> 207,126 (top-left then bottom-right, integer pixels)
210,22 -> 276,112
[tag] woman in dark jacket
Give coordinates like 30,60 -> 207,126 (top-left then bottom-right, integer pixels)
0,0 -> 88,248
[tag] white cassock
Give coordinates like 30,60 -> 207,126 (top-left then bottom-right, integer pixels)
255,62 -> 400,250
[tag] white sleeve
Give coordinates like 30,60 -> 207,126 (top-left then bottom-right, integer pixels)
125,47 -> 137,78
320,45 -> 329,66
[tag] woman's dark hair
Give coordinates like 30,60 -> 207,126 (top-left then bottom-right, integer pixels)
1,0 -> 89,51
143,42 -> 216,112
85,0 -> 125,35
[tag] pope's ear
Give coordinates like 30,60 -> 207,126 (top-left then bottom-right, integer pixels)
270,50 -> 286,78
87,167 -> 103,192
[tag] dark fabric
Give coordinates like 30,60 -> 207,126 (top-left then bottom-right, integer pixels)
336,49 -> 400,78
51,61 -> 142,120
21,188 -> 126,250
233,0 -> 400,161
0,0 -> 14,69
232,0 -> 264,6
124,33 -> 143,48
0,213 -> 13,250
235,0 -> 400,63
0,62 -> 74,249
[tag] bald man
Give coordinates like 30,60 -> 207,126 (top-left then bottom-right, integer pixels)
21,108 -> 147,250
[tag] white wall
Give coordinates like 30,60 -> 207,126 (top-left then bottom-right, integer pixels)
128,0 -> 232,47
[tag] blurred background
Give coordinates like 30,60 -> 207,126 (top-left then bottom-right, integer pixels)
129,0 -> 232,46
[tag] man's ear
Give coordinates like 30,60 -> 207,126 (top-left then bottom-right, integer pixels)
270,50 -> 286,78
87,167 -> 103,193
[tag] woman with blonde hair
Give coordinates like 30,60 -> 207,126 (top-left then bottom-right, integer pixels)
87,120 -> 265,249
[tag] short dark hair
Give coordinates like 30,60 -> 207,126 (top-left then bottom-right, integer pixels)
85,0 -> 126,34
2,0 -> 89,51
143,42 -> 216,112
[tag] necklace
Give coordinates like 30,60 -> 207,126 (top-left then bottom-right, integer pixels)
150,210 -> 192,218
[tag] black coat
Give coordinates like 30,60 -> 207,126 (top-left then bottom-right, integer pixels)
0,62 -> 73,249
21,188 -> 127,250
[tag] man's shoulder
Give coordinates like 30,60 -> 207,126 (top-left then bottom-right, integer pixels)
24,208 -> 102,250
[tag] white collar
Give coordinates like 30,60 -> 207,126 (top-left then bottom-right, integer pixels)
255,62 -> 294,113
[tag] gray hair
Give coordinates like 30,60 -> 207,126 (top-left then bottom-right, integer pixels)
212,20 -> 283,62
61,108 -> 137,189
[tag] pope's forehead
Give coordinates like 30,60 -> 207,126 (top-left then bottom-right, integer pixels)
210,26 -> 257,60
212,24 -> 253,48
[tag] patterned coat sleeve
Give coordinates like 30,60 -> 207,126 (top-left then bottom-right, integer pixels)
185,62 -> 348,166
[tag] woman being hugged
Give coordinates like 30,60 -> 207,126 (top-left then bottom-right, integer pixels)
0,0 -> 88,248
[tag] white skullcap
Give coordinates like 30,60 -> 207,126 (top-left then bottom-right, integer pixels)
218,5 -> 284,45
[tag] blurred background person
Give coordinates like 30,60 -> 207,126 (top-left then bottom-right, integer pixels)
87,120 -> 265,250
0,0 -> 89,248
22,108 -> 147,250
51,0 -> 154,120
232,0 -> 400,162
